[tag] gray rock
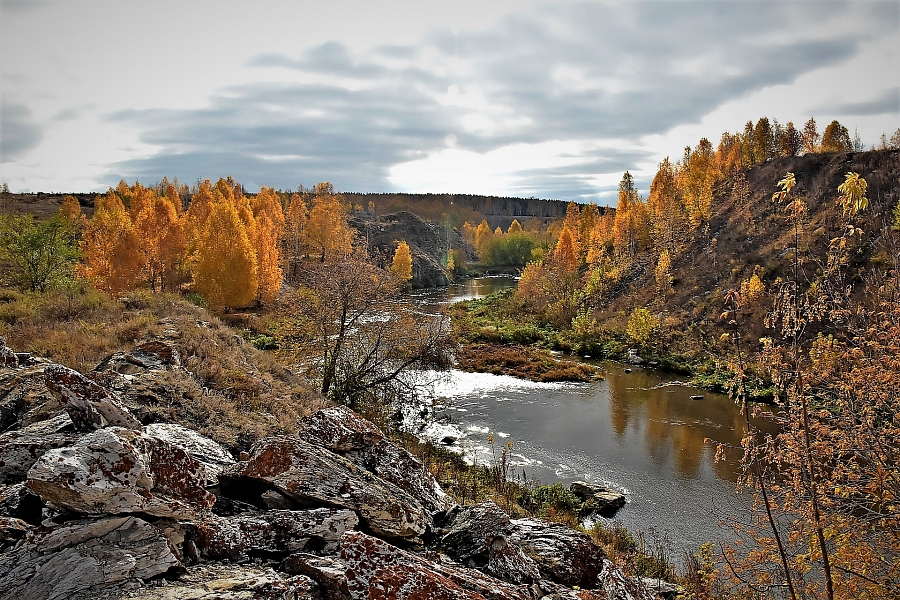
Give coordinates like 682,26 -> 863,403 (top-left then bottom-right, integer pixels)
195,508 -> 359,560
27,427 -> 214,519
0,365 -> 53,432
219,436 -> 428,540
117,564 -> 320,600
0,515 -> 29,544
296,405 -> 385,451
92,340 -> 182,375
570,481 -> 627,517
280,553 -> 351,600
0,516 -> 181,600
143,423 -> 235,484
0,482 -> 43,524
0,429 -> 80,484
339,531 -> 536,600
598,558 -> 656,600
509,518 -> 607,589
45,364 -> 142,431
0,336 -> 17,367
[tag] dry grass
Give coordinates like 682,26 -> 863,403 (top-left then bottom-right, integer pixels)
455,343 -> 600,382
0,284 -> 324,451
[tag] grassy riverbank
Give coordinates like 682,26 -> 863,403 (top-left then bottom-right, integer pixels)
449,288 -> 775,400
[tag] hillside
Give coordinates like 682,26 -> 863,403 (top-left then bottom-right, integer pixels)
594,149 -> 900,347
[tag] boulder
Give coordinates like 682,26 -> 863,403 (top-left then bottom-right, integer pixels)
297,405 -> 385,451
597,559 -> 655,600
195,508 -> 359,560
509,518 -> 607,589
570,481 -> 627,518
339,531 -> 537,600
143,423 -> 235,484
117,564 -> 321,600
440,501 -> 514,564
0,336 -> 17,367
219,436 -> 428,540
0,428 -> 80,484
0,365 -> 54,431
45,364 -> 142,431
0,515 -> 29,544
280,553 -> 352,600
27,427 -> 214,519
92,340 -> 182,375
0,516 -> 181,599
347,439 -> 456,515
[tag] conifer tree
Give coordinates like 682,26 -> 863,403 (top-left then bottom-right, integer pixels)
193,200 -> 258,310
390,240 -> 413,282
821,120 -> 852,153
508,219 -> 523,234
802,117 -> 820,154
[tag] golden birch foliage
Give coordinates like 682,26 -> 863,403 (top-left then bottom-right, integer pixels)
193,200 -> 258,310
678,138 -> 717,229
647,158 -> 683,252
184,180 -> 216,251
508,219 -> 523,235
80,190 -> 144,294
390,240 -> 413,282
253,212 -> 283,303
305,185 -> 353,262
133,190 -> 185,293
164,184 -> 184,216
493,226 -> 503,236
474,220 -> 493,256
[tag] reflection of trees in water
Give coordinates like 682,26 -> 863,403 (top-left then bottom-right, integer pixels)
605,368 -> 777,481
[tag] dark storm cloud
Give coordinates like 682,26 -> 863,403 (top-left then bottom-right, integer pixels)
108,1 -> 893,199
818,88 -> 900,117
1,101 -> 43,163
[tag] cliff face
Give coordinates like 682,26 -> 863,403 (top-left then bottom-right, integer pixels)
351,211 -> 473,288
0,336 -> 669,599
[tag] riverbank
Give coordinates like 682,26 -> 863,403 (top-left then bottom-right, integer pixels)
448,287 -> 775,401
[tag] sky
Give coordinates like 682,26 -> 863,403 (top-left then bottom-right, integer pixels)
0,0 -> 897,204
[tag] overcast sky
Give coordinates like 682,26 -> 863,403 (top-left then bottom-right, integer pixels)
1,0 -> 897,203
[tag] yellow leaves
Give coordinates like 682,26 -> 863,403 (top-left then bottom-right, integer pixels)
772,172 -> 796,204
837,171 -> 868,216
193,200 -> 258,310
740,274 -> 766,303
553,225 -> 580,274
390,240 -> 413,282
655,249 -> 672,294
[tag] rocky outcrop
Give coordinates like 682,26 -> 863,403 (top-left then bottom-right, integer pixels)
27,426 -> 214,519
0,337 -> 18,368
0,516 -> 181,600
45,364 -> 142,431
0,340 -> 661,600
219,436 -> 428,540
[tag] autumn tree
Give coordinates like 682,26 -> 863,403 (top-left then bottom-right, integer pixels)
193,200 -> 258,310
249,187 -> 284,303
80,190 -> 144,294
821,120 -> 852,153
133,188 -> 185,292
647,158 -> 683,253
284,192 -> 309,275
507,219 -> 523,234
678,139 -> 717,229
305,183 -> 353,262
779,121 -> 802,157
390,240 -> 413,282
802,117 -> 820,154
60,196 -> 82,225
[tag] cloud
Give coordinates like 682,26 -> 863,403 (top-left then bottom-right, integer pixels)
107,1 -> 895,199
818,88 -> 900,116
1,101 -> 43,163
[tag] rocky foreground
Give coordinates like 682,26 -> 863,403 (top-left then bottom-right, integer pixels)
0,336 -> 677,600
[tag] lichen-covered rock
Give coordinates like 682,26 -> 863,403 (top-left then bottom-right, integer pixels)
0,429 -> 80,484
219,436 -> 427,539
509,518 -> 606,589
339,531 -> 537,600
0,515 -> 29,544
118,564 -> 321,600
92,340 -> 182,375
27,427 -> 214,519
296,405 -> 385,451
597,559 -> 656,600
143,423 -> 235,484
0,365 -> 54,431
440,501 -> 514,563
0,516 -> 181,600
279,553 -> 351,600
347,439 -> 456,515
195,508 -> 359,560
0,336 -> 18,367
45,364 -> 142,431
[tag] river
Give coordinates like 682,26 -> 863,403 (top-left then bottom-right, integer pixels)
410,276 -> 775,556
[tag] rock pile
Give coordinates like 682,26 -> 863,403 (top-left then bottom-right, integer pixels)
0,337 -> 675,599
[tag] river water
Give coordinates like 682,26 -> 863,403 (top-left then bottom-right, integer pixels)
410,276 -> 775,555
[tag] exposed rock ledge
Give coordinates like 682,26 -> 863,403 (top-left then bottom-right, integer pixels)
0,337 -> 677,600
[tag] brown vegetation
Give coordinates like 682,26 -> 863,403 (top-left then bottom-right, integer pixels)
455,343 -> 599,382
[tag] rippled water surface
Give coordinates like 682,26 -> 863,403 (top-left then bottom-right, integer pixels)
412,277 -> 776,553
